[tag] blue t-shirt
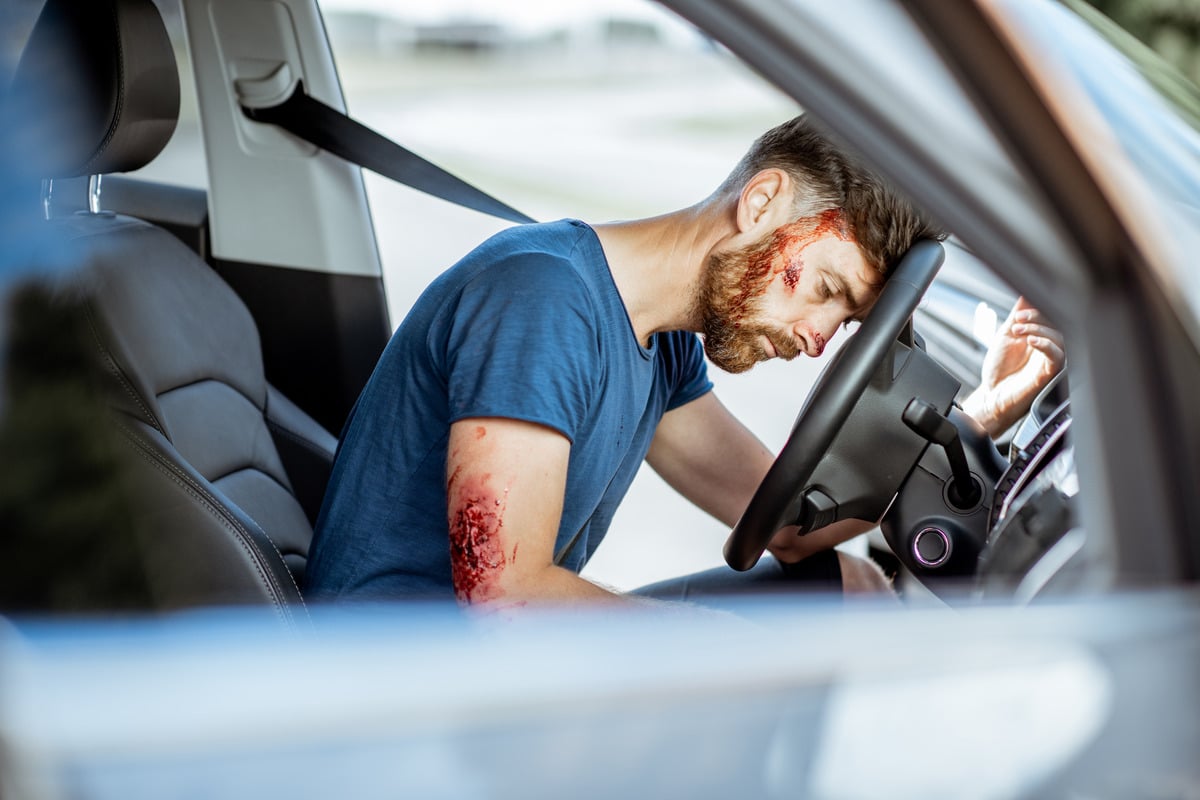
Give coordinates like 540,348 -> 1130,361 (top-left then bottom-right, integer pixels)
306,220 -> 713,599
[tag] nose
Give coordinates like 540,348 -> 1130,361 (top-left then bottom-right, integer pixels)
798,317 -> 842,357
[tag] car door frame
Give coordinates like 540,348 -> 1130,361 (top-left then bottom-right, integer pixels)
658,0 -> 1200,585
181,0 -> 392,432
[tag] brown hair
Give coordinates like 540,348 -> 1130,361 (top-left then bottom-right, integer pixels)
717,115 -> 945,281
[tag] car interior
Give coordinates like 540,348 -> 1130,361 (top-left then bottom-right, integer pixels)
8,3 -> 1200,797
3,0 -> 357,625
1,0 -> 1087,620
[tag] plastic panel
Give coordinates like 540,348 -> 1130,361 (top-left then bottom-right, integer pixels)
181,0 -> 382,277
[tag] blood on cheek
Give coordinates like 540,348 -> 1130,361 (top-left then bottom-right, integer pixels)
773,209 -> 853,294
447,474 -> 512,603
781,256 -> 806,291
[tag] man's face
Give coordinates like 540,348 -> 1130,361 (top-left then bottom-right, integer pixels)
700,209 -> 879,373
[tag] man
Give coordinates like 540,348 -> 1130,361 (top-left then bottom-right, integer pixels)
306,116 -> 1063,605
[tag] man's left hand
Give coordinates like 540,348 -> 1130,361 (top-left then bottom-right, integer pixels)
963,297 -> 1065,437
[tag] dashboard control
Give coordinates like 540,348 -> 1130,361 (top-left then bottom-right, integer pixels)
989,402 -> 1072,530
913,527 -> 952,567
881,405 -> 1005,589
903,397 -> 981,508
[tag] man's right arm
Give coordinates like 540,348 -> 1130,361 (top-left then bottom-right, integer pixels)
445,416 -> 623,607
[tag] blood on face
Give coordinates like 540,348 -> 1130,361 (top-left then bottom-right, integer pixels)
775,209 -> 852,291
812,331 -> 826,355
725,208 -> 852,328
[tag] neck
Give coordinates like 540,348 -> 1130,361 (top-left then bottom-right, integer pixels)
590,197 -> 737,346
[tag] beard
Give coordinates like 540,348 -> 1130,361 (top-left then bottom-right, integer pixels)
697,232 -> 801,374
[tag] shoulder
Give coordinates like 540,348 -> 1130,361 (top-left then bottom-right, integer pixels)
465,220 -> 596,275
456,221 -> 601,311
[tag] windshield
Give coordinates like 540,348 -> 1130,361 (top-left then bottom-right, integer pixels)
996,0 -> 1200,335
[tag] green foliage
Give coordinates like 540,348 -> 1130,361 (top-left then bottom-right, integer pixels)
1085,0 -> 1200,83
0,285 -> 155,612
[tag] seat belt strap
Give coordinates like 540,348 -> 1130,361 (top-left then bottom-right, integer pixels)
242,81 -> 536,225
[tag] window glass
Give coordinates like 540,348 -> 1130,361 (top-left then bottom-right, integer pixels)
325,0 -> 801,588
324,1 -> 796,322
1003,1 -> 1200,330
325,2 -> 1019,591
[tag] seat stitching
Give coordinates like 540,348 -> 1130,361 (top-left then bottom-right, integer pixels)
159,378 -> 264,411
84,305 -> 166,436
119,425 -> 288,625
212,465 -> 298,504
266,418 -> 334,459
156,439 -> 310,616
81,3 -> 125,175
117,423 -> 310,624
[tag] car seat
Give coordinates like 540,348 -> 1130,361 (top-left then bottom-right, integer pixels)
5,0 -> 337,626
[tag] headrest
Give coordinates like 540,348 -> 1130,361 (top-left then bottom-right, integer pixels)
7,0 -> 180,179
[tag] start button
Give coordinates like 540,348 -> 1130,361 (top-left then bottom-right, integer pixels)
913,527 -> 952,568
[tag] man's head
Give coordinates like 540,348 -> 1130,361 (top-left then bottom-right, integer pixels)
699,115 -> 944,373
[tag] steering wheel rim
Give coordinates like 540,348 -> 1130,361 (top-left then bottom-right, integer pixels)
724,239 -> 946,571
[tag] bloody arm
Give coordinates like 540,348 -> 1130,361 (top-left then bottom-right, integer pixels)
445,417 -> 622,606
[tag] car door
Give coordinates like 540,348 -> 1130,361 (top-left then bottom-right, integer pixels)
660,0 -> 1200,586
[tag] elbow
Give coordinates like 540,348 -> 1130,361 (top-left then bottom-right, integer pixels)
449,504 -> 520,604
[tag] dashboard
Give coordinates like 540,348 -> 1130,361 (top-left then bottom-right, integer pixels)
977,373 -> 1080,598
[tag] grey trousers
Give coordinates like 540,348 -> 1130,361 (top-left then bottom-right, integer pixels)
632,549 -> 843,602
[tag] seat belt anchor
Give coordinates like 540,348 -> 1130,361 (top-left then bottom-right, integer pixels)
235,63 -> 299,110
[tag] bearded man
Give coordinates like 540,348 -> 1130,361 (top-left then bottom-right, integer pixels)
306,115 -> 1064,606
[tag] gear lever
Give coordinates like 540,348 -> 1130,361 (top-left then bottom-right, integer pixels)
902,397 -> 981,509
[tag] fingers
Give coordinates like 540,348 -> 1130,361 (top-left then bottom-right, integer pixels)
1008,298 -> 1055,327
1012,305 -> 1060,339
1010,321 -> 1057,342
1010,320 -> 1066,367
1027,332 -> 1066,371
997,299 -> 1025,332
1012,306 -> 1049,326
999,297 -> 1047,338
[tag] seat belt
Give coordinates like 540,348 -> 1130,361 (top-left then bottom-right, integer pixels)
241,80 -> 536,225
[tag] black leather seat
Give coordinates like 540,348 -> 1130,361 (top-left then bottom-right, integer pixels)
7,0 -> 335,625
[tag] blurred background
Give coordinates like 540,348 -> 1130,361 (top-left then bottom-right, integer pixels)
1087,0 -> 1200,82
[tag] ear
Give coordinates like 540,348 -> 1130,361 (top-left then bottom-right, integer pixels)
735,168 -> 791,235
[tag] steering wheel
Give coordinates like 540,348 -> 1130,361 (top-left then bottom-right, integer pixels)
724,239 -> 946,570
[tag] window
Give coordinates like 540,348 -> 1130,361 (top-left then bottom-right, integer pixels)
326,0 -> 805,588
